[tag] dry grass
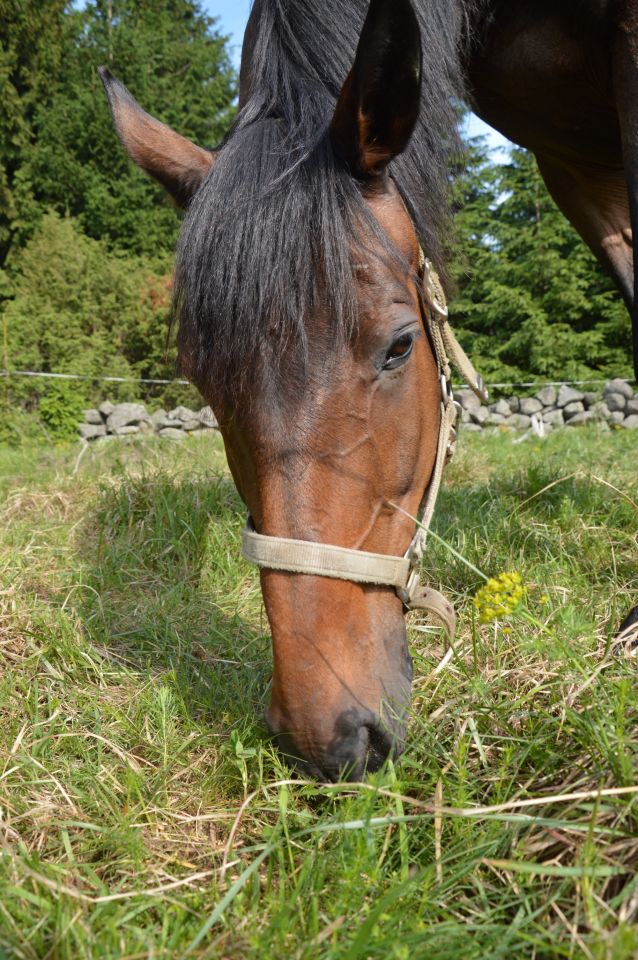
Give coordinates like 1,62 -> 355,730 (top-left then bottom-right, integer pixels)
0,427 -> 637,959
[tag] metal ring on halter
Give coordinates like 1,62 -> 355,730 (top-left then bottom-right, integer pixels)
440,375 -> 452,406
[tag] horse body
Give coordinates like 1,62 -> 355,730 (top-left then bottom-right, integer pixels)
100,0 -> 637,781
469,0 -> 637,353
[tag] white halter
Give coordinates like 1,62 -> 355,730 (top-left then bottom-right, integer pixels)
242,256 -> 488,638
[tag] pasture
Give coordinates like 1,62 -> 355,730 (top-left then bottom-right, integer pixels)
0,426 -> 637,959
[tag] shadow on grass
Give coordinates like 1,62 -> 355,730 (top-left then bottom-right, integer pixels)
72,468 -> 272,733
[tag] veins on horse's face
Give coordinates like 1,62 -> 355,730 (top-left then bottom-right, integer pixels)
222,184 -> 433,550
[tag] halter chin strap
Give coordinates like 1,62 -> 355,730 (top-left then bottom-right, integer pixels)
241,255 -> 487,639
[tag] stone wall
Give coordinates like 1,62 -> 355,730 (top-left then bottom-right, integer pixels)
78,380 -> 638,441
79,401 -> 218,441
457,379 -> 638,433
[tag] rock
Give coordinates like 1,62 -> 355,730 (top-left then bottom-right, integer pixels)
506,414 -> 532,430
79,423 -> 106,440
605,392 -> 627,413
519,397 -> 543,416
84,409 -> 103,425
106,403 -> 150,432
182,419 -> 202,432
168,406 -> 197,423
138,420 -> 154,434
611,411 -> 626,424
462,423 -> 483,433
113,425 -> 140,436
456,390 -> 482,413
583,392 -> 597,408
153,414 -> 180,430
557,385 -> 585,407
471,406 -> 489,425
626,398 -> 638,416
99,400 -> 115,418
460,407 -> 471,424
603,378 -> 634,400
543,409 -> 564,426
590,401 -> 612,421
199,406 -> 219,428
536,385 -> 557,407
159,427 -> 186,441
151,409 -> 167,426
491,399 -> 511,417
622,415 -> 638,429
486,413 -> 506,426
508,396 -> 521,413
563,401 -> 585,419
566,411 -> 594,427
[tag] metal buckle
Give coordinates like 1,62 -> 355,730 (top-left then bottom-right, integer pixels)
397,568 -> 421,609
440,375 -> 453,406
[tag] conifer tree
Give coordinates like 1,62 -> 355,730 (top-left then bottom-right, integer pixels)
3,0 -> 236,262
0,0 -> 67,266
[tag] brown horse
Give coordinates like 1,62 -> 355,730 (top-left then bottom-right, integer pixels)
100,0 -> 637,781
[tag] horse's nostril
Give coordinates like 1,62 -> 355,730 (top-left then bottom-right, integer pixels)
266,706 -> 407,782
322,710 -> 404,781
364,723 -> 395,774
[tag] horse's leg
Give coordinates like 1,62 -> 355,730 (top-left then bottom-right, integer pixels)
533,154 -> 634,313
529,153 -> 638,639
614,14 -> 638,381
618,606 -> 638,648
612,21 -> 638,636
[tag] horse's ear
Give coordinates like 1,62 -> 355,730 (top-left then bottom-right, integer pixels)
330,0 -> 422,178
99,67 -> 216,207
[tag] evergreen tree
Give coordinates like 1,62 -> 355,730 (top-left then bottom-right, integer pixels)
450,142 -> 633,383
0,0 -> 67,266
3,0 -> 236,263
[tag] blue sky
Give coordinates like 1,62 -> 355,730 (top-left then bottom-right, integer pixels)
204,1 -> 512,159
205,0 -> 251,66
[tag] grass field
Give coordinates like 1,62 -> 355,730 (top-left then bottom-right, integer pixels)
0,425 -> 637,959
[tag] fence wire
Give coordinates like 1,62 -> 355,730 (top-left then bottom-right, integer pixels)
0,369 -> 190,386
1,369 -> 634,391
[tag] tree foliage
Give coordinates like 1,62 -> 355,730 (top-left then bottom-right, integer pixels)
2,212 -> 200,409
0,0 -> 234,435
1,0 -> 236,264
0,0 -> 68,265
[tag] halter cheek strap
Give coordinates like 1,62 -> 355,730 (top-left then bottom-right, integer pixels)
241,256 -> 487,638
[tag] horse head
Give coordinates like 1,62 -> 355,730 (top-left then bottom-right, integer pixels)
100,0 -> 453,780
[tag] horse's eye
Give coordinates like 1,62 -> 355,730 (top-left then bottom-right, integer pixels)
383,333 -> 414,371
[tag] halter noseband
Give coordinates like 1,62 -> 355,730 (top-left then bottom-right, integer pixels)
242,255 -> 488,638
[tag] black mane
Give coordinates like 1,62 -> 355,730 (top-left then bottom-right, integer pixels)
174,0 -> 482,403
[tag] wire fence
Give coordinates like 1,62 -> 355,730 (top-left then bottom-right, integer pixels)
0,369 -> 190,386
0,368 -> 635,391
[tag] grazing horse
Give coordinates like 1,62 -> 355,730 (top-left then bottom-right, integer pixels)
100,0 -> 637,781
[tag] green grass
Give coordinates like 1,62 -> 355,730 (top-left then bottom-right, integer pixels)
0,426 -> 637,959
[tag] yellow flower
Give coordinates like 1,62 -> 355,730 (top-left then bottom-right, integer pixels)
473,572 -> 526,625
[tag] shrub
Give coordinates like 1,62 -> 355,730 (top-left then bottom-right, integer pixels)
38,380 -> 86,440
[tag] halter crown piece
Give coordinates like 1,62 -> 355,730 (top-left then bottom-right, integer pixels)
242,253 -> 488,639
